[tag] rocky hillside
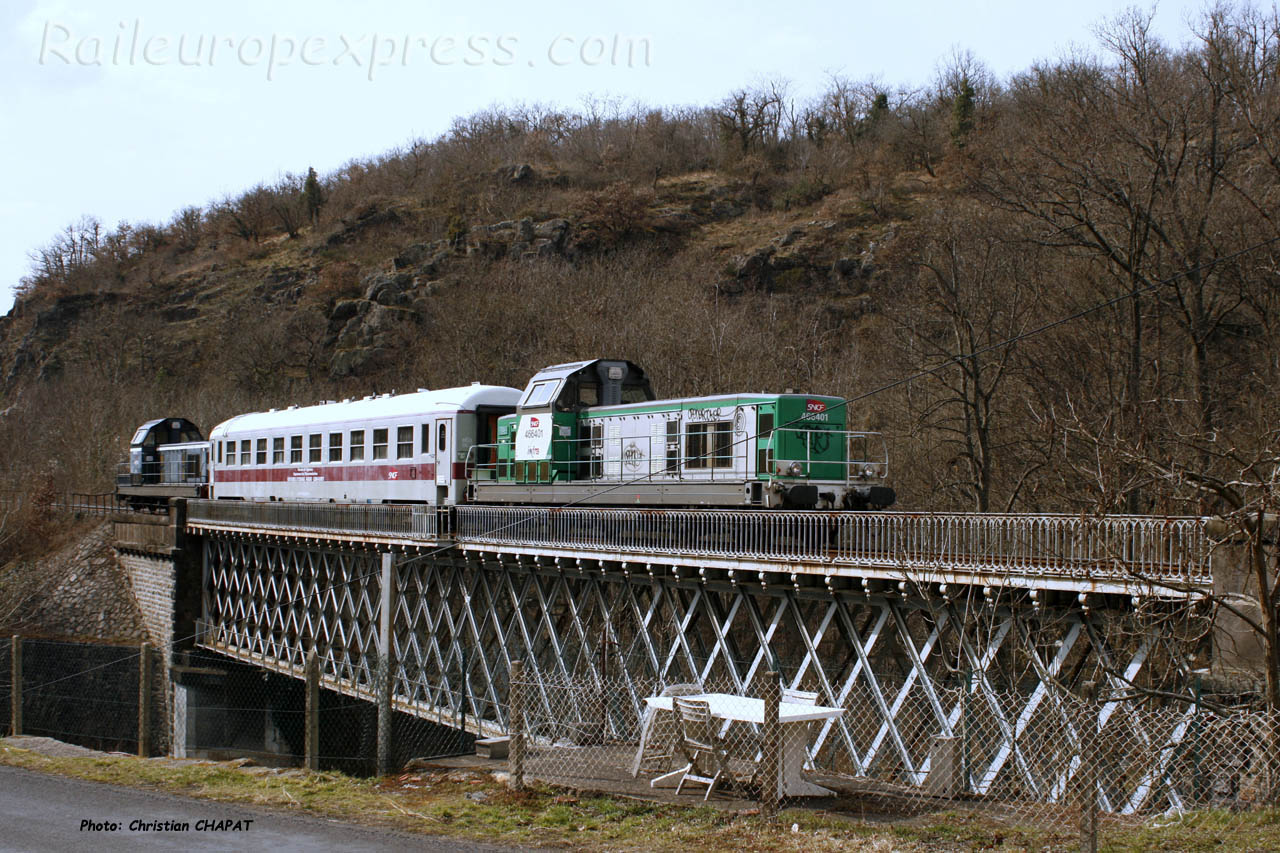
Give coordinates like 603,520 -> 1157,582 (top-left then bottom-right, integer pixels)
1,7 -> 1278,520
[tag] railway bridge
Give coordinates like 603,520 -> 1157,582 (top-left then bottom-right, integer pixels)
108,500 -> 1229,814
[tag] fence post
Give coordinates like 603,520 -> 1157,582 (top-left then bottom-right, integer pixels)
509,660 -> 525,791
1078,680 -> 1098,853
305,649 -> 319,771
376,553 -> 395,777
761,669 -> 781,816
376,551 -> 397,776
137,642 -> 151,757
10,636 -> 20,737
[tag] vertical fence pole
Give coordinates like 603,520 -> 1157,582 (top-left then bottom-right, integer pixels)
305,649 -> 319,771
137,642 -> 151,757
376,551 -> 395,777
962,667 -> 971,793
1079,680 -> 1098,853
10,636 -> 20,737
761,669 -> 781,816
509,660 -> 525,791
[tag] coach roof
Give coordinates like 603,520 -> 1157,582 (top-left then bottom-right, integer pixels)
209,384 -> 520,438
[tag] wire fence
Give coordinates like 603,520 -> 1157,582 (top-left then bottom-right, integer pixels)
174,648 -> 473,774
9,638 -> 142,753
506,672 -> 1280,846
5,634 -> 1280,847
0,636 -> 10,738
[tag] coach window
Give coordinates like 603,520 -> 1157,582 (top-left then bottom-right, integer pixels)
309,434 -> 322,463
256,438 -> 267,465
373,428 -> 388,460
272,437 -> 284,464
239,440 -> 252,466
329,432 -> 342,462
420,423 -> 430,455
290,435 -> 303,464
397,426 -> 413,459
350,430 -> 365,461
224,441 -> 234,465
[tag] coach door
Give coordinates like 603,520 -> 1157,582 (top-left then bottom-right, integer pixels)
433,417 -> 451,486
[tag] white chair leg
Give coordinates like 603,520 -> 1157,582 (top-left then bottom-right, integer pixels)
630,708 -> 657,777
703,771 -> 722,801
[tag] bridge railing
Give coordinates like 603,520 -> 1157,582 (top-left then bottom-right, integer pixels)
453,506 -> 1212,588
0,490 -> 118,517
186,500 -> 446,540
183,500 -> 1212,589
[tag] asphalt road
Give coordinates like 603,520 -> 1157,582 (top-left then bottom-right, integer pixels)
0,765 -> 523,852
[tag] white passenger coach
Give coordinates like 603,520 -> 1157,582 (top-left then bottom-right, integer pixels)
208,383 -> 521,505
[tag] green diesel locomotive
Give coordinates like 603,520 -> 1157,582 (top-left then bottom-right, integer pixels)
466,359 -> 894,510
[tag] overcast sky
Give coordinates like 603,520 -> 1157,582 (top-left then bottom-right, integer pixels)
0,0 -> 1213,315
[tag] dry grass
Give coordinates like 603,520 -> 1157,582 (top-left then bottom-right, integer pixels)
4,738 -> 1278,850
0,739 -> 927,851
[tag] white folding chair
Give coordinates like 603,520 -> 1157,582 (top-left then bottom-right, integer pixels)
632,683 -> 703,777
674,697 -> 733,800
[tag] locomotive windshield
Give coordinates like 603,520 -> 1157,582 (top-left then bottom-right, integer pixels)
518,359 -> 654,412
523,381 -> 560,408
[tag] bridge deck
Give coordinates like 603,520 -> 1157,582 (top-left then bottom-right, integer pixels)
184,501 -> 1211,597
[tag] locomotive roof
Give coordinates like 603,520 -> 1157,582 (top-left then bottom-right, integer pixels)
209,384 -> 520,438
579,391 -> 846,414
522,359 -> 646,386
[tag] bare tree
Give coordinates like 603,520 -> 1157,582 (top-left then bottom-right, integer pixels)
716,79 -> 790,157
889,203 -> 1045,511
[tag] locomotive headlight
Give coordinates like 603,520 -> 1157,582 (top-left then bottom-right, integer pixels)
863,464 -> 876,477
788,461 -> 803,477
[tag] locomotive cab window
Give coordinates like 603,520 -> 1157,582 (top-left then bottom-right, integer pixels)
685,421 -> 732,469
621,384 -> 650,404
350,430 -> 365,461
523,380 -> 558,408
373,428 -> 388,460
397,426 -> 413,459
329,432 -> 342,462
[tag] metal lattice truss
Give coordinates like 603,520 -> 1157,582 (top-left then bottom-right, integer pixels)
200,532 -> 1210,813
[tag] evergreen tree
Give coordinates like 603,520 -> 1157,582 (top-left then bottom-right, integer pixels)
302,167 -> 324,225
950,79 -> 976,149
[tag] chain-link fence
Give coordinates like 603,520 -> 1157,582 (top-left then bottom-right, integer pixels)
504,670 -> 1280,844
174,648 -> 474,774
0,636 -> 11,737
10,638 -> 142,753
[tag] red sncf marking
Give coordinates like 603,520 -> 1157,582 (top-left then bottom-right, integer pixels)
805,399 -> 827,413
529,416 -> 540,427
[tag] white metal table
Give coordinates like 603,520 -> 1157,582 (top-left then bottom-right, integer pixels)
640,693 -> 843,797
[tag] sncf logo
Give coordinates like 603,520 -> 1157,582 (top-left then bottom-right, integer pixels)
805,399 -> 827,413
529,417 -> 540,427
